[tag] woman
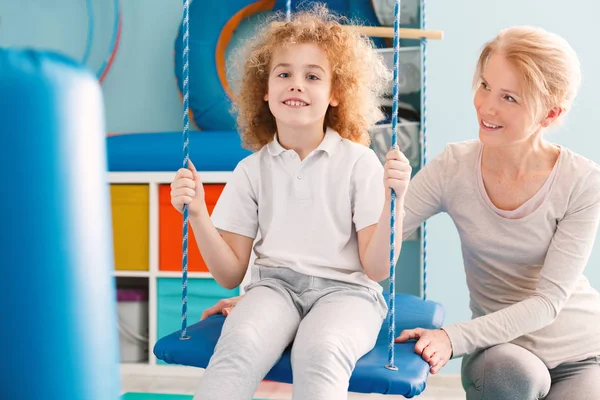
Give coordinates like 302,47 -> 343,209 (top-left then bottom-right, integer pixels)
201,26 -> 600,399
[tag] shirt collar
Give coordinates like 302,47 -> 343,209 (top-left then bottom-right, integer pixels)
266,127 -> 342,157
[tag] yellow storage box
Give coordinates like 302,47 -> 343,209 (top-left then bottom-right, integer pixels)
111,184 -> 149,271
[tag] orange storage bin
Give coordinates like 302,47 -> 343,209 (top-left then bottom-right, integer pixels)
111,184 -> 149,271
159,184 -> 225,272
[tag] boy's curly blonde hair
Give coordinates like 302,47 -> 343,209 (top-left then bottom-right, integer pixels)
231,3 -> 390,151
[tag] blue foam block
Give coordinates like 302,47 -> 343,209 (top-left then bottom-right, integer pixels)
154,293 -> 444,397
1,49 -> 120,399
106,131 -> 252,172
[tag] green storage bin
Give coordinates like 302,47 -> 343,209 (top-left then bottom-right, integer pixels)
156,277 -> 239,363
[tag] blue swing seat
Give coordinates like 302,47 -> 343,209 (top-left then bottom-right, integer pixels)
154,292 -> 444,397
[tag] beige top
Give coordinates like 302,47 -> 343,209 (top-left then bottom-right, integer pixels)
402,139 -> 600,368
476,144 -> 560,219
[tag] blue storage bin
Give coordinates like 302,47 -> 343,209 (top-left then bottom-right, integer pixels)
157,278 -> 239,363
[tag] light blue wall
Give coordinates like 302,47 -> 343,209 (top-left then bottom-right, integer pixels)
3,0 -> 600,377
426,0 -> 600,374
0,0 -> 186,133
99,0 -> 185,133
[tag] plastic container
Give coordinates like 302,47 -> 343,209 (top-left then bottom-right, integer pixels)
117,288 -> 149,363
156,277 -> 239,364
111,184 -> 149,271
376,47 -> 422,95
158,183 -> 225,272
370,121 -> 421,168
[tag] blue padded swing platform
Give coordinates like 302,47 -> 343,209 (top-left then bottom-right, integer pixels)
154,293 -> 444,397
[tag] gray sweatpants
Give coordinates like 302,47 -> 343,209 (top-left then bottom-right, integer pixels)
462,343 -> 600,399
194,265 -> 388,400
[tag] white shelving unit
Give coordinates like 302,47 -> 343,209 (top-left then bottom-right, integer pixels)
110,171 -> 249,376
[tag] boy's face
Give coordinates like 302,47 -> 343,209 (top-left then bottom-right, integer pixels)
264,43 -> 338,131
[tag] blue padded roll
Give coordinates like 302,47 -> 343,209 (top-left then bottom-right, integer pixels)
154,293 -> 444,397
0,49 -> 120,400
106,131 -> 252,172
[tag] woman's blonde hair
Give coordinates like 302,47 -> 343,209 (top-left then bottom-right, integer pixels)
231,3 -> 390,151
473,26 -> 581,125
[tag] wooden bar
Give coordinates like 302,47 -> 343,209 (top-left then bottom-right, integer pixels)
271,22 -> 444,40
353,26 -> 443,40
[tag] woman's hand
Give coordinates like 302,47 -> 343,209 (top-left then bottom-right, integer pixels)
395,328 -> 453,374
200,295 -> 243,320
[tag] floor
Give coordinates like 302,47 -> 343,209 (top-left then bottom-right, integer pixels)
121,371 -> 466,399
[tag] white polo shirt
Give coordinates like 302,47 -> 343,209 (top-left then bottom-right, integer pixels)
211,128 -> 386,291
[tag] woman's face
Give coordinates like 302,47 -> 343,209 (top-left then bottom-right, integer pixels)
473,52 -> 537,147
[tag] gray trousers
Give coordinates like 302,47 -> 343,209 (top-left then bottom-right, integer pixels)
462,343 -> 600,399
194,265 -> 387,400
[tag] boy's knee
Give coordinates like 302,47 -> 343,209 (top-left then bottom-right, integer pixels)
292,334 -> 353,372
218,321 -> 266,361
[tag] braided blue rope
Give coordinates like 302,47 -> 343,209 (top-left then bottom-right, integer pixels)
420,0 -> 428,302
180,0 -> 191,340
385,0 -> 401,372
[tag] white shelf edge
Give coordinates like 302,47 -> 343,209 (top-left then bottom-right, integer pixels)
148,272 -> 158,365
113,270 -> 151,278
108,171 -> 232,184
112,271 -> 215,279
149,182 -> 159,275
120,363 -> 204,377
147,181 -> 159,364
157,271 -> 214,279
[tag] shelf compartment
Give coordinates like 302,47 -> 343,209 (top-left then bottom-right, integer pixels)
158,184 -> 225,272
376,46 -> 421,95
116,277 -> 150,364
370,122 -> 421,168
111,184 -> 150,271
156,277 -> 239,364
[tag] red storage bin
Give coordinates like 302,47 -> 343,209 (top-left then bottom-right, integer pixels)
158,184 -> 225,272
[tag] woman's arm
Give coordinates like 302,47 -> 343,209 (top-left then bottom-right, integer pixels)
444,169 -> 600,358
